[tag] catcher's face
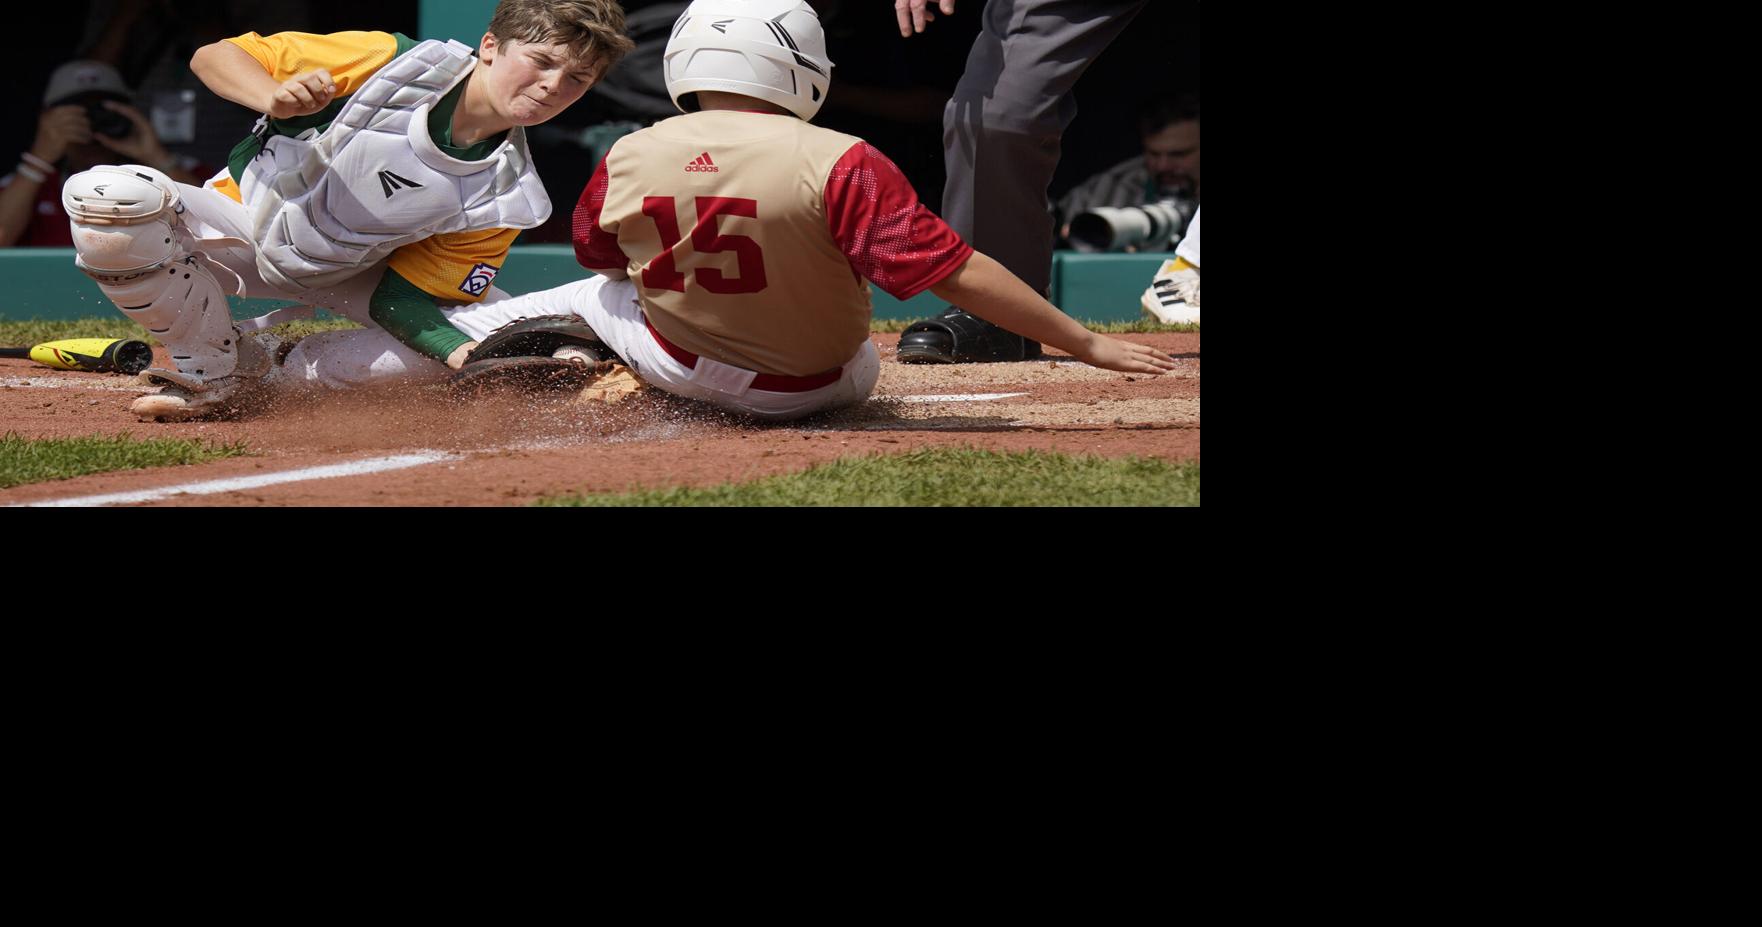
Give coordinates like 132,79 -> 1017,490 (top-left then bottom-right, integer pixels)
478,35 -> 601,127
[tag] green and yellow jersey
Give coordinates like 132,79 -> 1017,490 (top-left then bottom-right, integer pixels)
217,30 -> 521,360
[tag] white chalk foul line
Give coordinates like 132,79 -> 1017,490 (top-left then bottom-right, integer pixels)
17,451 -> 461,508
891,393 -> 1029,403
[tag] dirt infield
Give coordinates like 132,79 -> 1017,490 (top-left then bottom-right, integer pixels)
1,332 -> 1198,506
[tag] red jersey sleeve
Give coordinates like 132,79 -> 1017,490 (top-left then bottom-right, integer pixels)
572,156 -> 628,271
825,142 -> 973,300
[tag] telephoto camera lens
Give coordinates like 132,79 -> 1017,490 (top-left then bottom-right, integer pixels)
1068,200 -> 1193,252
88,102 -> 133,139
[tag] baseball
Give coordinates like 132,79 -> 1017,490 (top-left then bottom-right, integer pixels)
552,345 -> 597,365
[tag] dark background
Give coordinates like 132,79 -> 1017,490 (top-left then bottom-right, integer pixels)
10,1 -> 1199,239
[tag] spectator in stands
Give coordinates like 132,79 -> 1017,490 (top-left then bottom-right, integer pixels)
2,60 -> 211,247
1056,92 -> 1199,248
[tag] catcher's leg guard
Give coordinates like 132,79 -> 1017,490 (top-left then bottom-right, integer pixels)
64,165 -> 263,386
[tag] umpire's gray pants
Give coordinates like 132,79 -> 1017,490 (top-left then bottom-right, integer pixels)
942,0 -> 1148,295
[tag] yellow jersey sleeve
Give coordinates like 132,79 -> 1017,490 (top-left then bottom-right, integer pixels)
386,228 -> 522,303
223,31 -> 401,96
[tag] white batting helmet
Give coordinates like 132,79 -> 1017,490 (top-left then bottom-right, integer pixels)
663,0 -> 833,122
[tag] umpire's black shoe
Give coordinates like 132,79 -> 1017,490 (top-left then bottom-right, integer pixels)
896,306 -> 1042,364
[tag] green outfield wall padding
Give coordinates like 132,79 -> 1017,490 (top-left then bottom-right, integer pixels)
0,248 -> 1163,323
1051,252 -> 1168,323
419,0 -> 497,45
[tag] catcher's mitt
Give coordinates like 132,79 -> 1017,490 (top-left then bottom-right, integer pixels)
448,315 -> 615,396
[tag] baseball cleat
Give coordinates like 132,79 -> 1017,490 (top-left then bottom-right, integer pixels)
897,306 -> 1042,364
1140,258 -> 1200,324
129,334 -> 277,421
129,376 -> 265,422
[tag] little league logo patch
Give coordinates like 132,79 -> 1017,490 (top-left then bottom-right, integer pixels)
459,263 -> 500,297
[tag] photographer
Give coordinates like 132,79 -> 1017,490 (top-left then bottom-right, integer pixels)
1,60 -> 208,247
1057,92 -> 1200,252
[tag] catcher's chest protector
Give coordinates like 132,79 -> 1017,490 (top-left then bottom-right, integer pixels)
239,39 -> 552,293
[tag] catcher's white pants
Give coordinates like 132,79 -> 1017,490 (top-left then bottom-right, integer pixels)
1175,207 -> 1201,267
173,178 -> 381,318
481,275 -> 882,422
151,171 -> 512,390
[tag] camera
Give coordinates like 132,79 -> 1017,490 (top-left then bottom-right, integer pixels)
1068,198 -> 1195,253
86,101 -> 133,139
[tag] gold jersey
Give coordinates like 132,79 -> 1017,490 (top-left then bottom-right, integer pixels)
576,111 -> 972,377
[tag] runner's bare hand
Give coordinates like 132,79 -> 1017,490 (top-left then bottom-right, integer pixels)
1074,335 -> 1178,375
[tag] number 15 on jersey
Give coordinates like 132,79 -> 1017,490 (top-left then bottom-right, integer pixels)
640,196 -> 769,295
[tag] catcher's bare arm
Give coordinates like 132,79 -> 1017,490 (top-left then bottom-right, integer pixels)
929,251 -> 1177,375
191,40 -> 337,119
446,342 -> 479,369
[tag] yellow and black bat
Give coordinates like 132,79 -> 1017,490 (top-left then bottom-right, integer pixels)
0,338 -> 153,374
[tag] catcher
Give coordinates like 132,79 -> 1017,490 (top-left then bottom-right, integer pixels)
62,1 -> 634,421
430,0 -> 1175,422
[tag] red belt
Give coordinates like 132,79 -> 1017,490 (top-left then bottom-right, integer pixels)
646,317 -> 843,393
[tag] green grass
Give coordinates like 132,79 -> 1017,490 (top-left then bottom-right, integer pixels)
0,432 -> 249,490
0,318 -> 157,348
1085,319 -> 1199,334
262,318 -> 366,340
536,447 -> 1199,507
0,317 -> 364,351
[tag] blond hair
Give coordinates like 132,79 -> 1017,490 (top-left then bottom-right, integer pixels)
489,0 -> 635,76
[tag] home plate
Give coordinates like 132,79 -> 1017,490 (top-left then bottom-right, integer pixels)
891,393 -> 1029,403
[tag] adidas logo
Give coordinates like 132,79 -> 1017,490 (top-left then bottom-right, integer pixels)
1152,279 -> 1186,306
685,152 -> 719,173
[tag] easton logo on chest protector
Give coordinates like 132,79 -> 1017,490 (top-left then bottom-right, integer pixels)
379,170 -> 424,198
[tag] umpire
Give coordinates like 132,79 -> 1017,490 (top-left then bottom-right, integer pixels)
895,0 -> 1153,364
